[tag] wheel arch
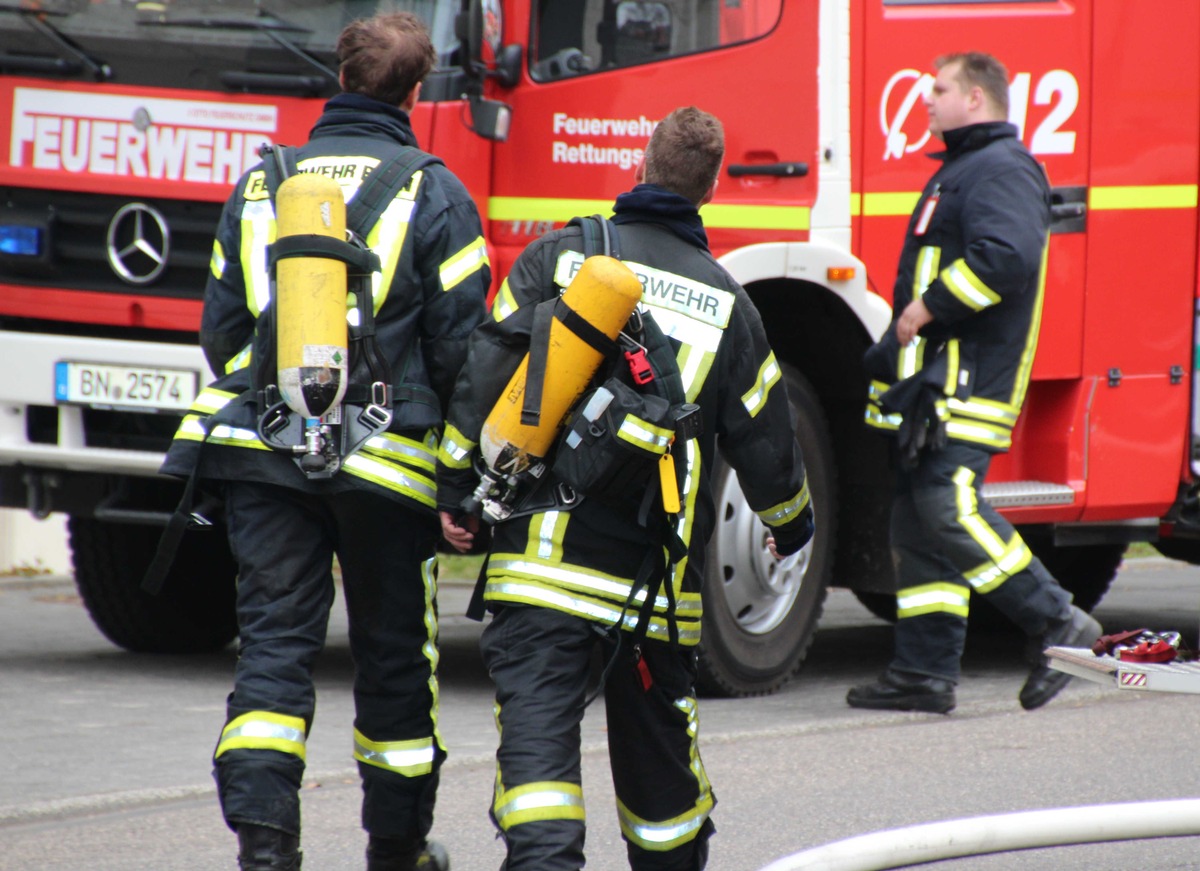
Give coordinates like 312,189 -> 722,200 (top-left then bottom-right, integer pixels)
719,241 -> 897,595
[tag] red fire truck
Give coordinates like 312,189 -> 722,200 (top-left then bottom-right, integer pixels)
2,0 -> 1197,697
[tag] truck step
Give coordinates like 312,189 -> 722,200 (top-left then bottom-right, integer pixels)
981,481 -> 1076,508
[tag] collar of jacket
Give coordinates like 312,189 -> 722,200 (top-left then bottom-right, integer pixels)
929,120 -> 1018,163
308,93 -> 419,148
611,183 -> 709,250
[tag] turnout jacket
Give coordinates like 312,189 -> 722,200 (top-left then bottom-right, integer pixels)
161,94 -> 490,515
864,121 -> 1051,453
437,186 -> 812,644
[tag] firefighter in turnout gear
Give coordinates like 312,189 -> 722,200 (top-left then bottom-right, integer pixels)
438,107 -> 814,871
847,52 -> 1101,716
157,14 -> 488,870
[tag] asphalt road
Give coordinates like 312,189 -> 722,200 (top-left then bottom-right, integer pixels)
2,556 -> 1200,870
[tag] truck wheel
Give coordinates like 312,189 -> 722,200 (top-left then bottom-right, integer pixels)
68,515 -> 238,653
1024,535 -> 1125,613
697,367 -> 836,697
1152,537 -> 1200,565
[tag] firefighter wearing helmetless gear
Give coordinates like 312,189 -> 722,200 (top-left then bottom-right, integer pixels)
849,52 -> 1099,716
158,14 -> 488,870
438,108 -> 812,871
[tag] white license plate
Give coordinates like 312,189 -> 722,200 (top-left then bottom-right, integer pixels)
55,361 -> 199,412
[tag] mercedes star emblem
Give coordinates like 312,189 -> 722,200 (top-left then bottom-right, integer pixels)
107,202 -> 170,285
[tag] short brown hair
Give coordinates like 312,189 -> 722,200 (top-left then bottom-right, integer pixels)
337,13 -> 436,106
936,51 -> 1010,118
643,107 -> 725,206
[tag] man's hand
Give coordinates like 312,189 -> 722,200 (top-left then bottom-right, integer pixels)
440,510 -> 480,554
896,298 -> 934,345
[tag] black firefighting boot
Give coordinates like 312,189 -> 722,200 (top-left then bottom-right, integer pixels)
366,835 -> 450,871
237,824 -> 302,870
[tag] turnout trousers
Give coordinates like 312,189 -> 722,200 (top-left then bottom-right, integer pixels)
480,605 -> 716,871
215,480 -> 445,841
890,442 -> 1073,682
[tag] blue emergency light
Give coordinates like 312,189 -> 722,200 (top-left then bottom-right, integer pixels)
0,224 -> 41,257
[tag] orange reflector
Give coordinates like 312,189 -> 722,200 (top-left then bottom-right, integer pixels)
827,266 -> 856,281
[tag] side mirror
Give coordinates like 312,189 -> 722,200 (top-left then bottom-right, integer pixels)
468,94 -> 512,142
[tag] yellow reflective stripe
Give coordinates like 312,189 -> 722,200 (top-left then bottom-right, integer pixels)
206,423 -> 272,450
1009,242 -> 1048,410
859,185 -> 1200,216
440,235 -> 489,292
964,534 -> 1032,594
492,277 -> 519,322
946,395 -> 1019,426
864,405 -> 901,430
618,792 -> 714,852
484,579 -> 702,645
438,423 -> 476,469
677,343 -> 716,403
896,582 -> 970,619
756,479 -> 810,525
1090,184 -> 1198,210
913,246 -> 940,300
859,191 -> 921,217
192,387 -> 237,415
618,698 -> 713,851
490,197 -> 613,223
224,344 -> 253,375
741,351 -> 782,418
944,418 -> 1012,449
353,729 -> 436,777
342,451 -> 437,508
210,238 -> 226,280
239,198 -> 276,317
867,379 -> 890,402
940,257 -> 1000,311
494,781 -> 585,830
487,196 -> 809,231
366,184 -> 419,312
952,466 -> 1007,558
617,416 -> 673,453
943,339 -> 960,396
216,711 -> 307,760
173,414 -> 208,442
699,203 -> 809,231
667,438 -> 700,592
362,430 -> 437,473
488,553 -> 683,613
420,556 -> 446,753
528,510 -> 569,564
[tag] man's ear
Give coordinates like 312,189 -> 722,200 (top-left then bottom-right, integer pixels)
699,178 -> 718,207
401,81 -> 422,112
634,157 -> 646,184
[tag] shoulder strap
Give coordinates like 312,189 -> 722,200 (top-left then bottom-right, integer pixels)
347,146 -> 444,239
567,213 -> 620,259
259,143 -> 299,202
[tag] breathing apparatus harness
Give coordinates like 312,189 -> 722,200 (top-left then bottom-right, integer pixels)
253,144 -> 443,478
467,217 -> 701,693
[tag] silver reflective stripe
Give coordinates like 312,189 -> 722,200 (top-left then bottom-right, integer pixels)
353,730 -> 436,777
494,782 -> 585,829
741,352 -> 781,418
488,557 -> 668,610
617,416 -> 671,453
215,711 -> 307,759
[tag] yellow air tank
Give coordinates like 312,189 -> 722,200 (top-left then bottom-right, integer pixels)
274,172 -> 349,420
480,254 -> 643,474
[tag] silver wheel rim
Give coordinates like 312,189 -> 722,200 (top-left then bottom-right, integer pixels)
711,468 -> 813,635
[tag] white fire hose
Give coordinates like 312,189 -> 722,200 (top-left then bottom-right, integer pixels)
757,798 -> 1200,871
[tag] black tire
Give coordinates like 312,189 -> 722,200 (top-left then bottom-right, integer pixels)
696,366 -> 836,697
1152,537 -> 1200,565
853,590 -> 896,623
1024,534 -> 1125,613
69,515 -> 238,653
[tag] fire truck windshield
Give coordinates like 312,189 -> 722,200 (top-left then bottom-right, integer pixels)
0,1 -> 459,94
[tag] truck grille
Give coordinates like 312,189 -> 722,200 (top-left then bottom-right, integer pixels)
1,187 -> 222,302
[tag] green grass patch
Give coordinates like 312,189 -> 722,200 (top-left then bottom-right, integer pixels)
438,552 -> 485,582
